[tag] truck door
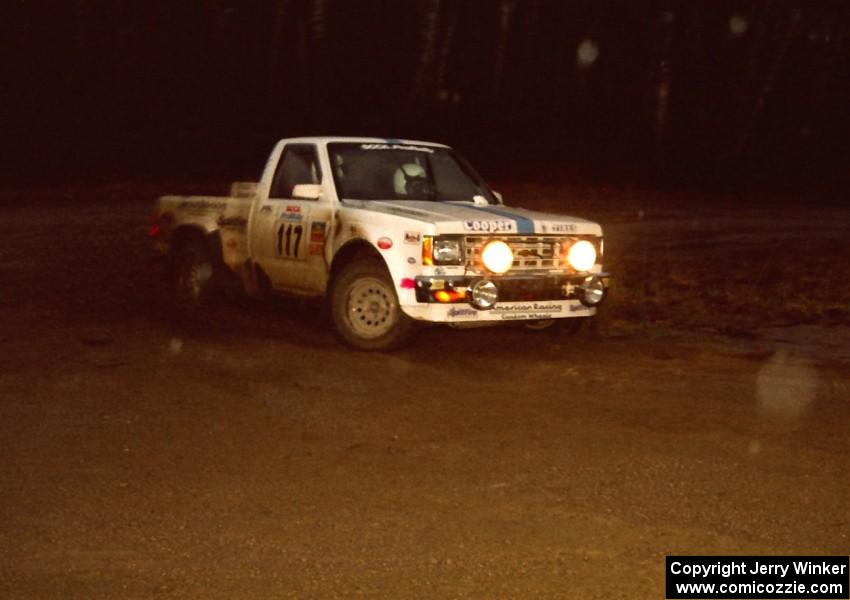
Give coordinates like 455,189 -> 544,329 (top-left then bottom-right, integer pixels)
250,143 -> 330,293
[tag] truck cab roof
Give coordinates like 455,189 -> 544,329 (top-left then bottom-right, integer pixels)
274,136 -> 450,149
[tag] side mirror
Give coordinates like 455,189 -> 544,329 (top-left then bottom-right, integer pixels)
292,183 -> 322,200
493,191 -> 504,205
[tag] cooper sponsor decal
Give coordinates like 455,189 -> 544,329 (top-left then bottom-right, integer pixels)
404,231 -> 421,244
469,206 -> 535,234
463,220 -> 516,233
285,205 -> 301,213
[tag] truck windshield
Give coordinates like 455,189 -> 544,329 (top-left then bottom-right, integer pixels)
328,143 -> 497,203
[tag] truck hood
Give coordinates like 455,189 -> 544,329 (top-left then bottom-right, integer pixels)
340,200 -> 602,236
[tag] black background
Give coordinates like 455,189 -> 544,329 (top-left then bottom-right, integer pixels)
6,1 -> 850,193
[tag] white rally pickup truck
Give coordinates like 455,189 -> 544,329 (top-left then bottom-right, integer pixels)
152,137 -> 608,350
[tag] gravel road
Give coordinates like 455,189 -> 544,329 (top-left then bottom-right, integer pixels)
1,188 -> 847,598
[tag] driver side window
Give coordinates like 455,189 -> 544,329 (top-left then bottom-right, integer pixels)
270,144 -> 321,199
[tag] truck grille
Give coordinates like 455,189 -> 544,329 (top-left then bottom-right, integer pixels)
464,235 -> 568,272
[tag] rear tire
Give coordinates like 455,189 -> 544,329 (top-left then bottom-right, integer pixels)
172,240 -> 214,315
329,259 -> 416,351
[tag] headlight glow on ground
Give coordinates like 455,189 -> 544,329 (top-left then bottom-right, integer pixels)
481,241 -> 513,274
567,240 -> 597,271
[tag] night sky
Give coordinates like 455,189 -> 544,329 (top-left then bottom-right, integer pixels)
7,0 -> 850,190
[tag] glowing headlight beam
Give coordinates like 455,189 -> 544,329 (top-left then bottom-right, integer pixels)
567,240 -> 597,272
481,240 -> 513,274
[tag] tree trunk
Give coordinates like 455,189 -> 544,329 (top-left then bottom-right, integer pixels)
734,7 -> 803,157
267,0 -> 289,99
434,2 -> 458,102
653,9 -> 675,149
409,0 -> 442,111
493,0 -> 516,96
311,0 -> 327,45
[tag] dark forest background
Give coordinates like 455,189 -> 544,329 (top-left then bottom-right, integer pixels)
6,0 -> 850,191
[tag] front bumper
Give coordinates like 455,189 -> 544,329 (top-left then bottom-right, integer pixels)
413,272 -> 609,304
399,271 -> 609,323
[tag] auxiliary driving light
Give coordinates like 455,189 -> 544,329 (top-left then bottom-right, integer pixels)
578,275 -> 606,307
566,240 -> 597,272
481,240 -> 513,274
470,279 -> 498,309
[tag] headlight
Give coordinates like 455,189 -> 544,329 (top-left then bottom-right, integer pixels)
481,240 -> 514,274
432,239 -> 462,264
566,240 -> 597,271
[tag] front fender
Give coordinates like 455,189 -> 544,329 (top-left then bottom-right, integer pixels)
330,233 -> 416,299
330,213 -> 436,310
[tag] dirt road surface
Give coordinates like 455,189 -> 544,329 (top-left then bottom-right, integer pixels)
1,186 -> 848,598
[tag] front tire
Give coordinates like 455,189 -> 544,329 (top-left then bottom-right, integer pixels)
329,259 -> 416,351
